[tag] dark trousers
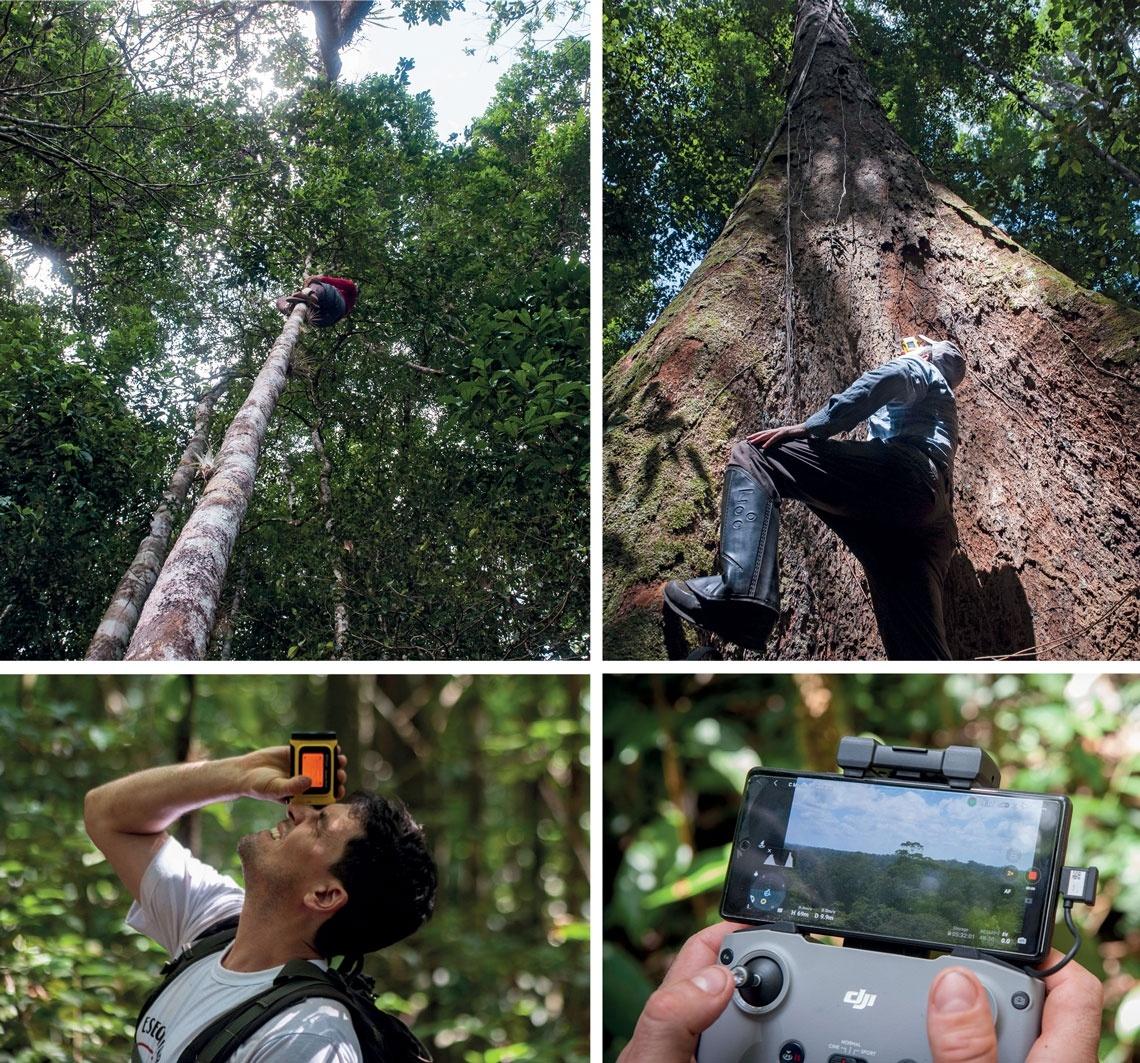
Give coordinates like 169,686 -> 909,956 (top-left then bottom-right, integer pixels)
728,437 -> 957,660
310,282 -> 347,327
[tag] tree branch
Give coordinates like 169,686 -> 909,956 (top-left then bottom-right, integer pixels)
962,48 -> 1140,189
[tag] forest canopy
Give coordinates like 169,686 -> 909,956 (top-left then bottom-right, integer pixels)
0,672 -> 589,1061
603,0 -> 1140,366
0,0 -> 588,660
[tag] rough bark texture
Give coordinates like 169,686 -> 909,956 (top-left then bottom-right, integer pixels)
124,301 -> 310,660
603,0 -> 1140,660
86,372 -> 233,660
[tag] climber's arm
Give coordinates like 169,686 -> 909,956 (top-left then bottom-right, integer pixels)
801,357 -> 926,438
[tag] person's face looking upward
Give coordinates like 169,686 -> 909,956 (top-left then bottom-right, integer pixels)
240,801 -> 362,912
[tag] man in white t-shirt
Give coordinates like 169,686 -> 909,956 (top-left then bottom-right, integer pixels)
84,745 -> 437,1061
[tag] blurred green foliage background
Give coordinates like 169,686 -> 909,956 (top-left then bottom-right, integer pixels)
0,673 -> 588,1062
603,672 -> 1140,1061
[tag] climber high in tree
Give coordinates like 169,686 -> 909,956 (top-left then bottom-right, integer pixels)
664,338 -> 967,660
276,274 -> 359,328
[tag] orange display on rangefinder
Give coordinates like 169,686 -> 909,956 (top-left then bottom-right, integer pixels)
289,731 -> 337,805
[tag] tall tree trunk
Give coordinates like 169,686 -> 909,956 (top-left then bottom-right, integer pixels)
125,300 -> 311,660
174,676 -> 201,855
464,694 -> 487,907
324,673 -> 360,780
310,0 -> 373,83
307,381 -> 350,658
208,558 -> 245,659
603,0 -> 1140,660
86,372 -> 233,660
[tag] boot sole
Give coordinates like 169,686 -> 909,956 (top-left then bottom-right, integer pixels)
662,591 -> 776,651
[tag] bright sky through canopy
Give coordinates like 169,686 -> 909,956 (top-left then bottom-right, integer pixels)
339,7 -> 519,139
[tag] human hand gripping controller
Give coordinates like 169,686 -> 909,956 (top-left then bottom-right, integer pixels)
696,926 -> 1043,1062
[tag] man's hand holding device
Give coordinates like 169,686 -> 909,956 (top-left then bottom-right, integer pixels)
221,733 -> 346,806
622,737 -> 1102,1063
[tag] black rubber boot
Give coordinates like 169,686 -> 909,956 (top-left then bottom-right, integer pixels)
663,465 -> 779,650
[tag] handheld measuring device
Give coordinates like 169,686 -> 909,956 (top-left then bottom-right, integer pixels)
289,731 -> 338,805
901,333 -> 935,355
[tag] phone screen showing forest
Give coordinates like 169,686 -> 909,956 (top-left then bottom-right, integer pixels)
721,772 -> 1066,958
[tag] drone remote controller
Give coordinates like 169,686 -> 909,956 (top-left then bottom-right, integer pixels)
696,925 -> 1043,1063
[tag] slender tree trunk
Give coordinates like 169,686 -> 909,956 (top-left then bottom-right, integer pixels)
324,673 -> 360,777
208,559 -> 245,659
86,372 -> 233,659
465,694 -> 487,905
174,676 -> 201,855
125,300 -> 311,660
307,385 -> 350,658
603,0 -> 1140,660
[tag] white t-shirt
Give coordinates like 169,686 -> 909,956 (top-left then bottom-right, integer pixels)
127,836 -> 363,1062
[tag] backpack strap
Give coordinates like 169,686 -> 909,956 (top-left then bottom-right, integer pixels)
177,962 -> 379,1063
134,916 -> 431,1063
130,916 -> 241,1063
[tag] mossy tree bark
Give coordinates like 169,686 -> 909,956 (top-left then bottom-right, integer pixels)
603,0 -> 1140,660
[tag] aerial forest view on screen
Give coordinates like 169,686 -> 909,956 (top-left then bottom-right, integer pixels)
733,774 -> 1052,949
0,0 -> 588,661
737,844 -> 1036,948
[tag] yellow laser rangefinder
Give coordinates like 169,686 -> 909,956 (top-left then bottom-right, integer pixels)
901,336 -> 922,355
289,731 -> 338,806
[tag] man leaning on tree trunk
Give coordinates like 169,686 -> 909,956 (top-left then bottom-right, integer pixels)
665,337 -> 967,660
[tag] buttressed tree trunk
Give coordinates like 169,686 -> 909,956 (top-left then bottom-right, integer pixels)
603,0 -> 1140,660
125,299 -> 311,660
86,371 -> 233,660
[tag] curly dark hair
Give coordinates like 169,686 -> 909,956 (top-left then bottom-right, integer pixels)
314,791 -> 437,957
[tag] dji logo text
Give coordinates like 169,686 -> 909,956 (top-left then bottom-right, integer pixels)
843,989 -> 877,1010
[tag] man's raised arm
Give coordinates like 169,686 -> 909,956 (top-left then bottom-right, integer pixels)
802,357 -> 926,438
83,748 -> 314,901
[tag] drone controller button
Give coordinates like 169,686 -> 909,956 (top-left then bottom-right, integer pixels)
719,947 -> 734,965
1011,990 -> 1031,1010
778,1042 -> 805,1063
827,1056 -> 867,1063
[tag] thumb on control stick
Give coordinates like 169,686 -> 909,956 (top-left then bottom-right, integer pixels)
926,968 -> 998,1063
619,964 -> 734,1063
